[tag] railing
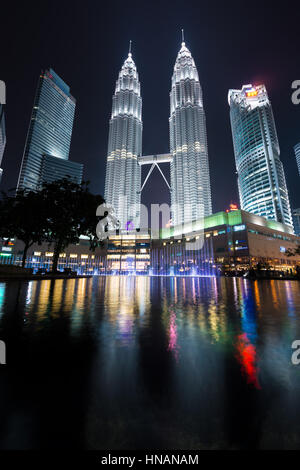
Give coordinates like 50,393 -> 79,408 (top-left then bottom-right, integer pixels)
0,254 -> 106,274
0,254 -> 150,275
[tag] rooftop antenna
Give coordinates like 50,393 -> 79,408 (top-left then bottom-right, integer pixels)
181,29 -> 185,44
129,40 -> 132,54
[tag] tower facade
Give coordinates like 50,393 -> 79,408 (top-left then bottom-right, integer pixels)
169,40 -> 212,227
104,50 -> 142,229
228,84 -> 293,229
17,68 -> 79,191
292,208 -> 300,236
294,142 -> 300,177
0,104 -> 6,185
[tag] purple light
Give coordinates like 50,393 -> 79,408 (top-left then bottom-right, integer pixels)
125,220 -> 134,231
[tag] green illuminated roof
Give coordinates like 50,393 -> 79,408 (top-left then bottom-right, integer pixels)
159,209 -> 293,239
204,210 -> 242,229
160,210 -> 243,239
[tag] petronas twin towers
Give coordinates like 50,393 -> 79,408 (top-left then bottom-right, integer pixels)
104,49 -> 142,229
104,37 -> 212,230
170,40 -> 212,226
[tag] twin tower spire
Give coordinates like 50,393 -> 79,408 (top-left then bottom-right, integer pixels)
104,35 -> 212,230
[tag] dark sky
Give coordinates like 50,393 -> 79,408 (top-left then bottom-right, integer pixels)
1,0 -> 300,213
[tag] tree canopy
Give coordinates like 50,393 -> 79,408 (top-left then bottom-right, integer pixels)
0,189 -> 47,267
40,178 -> 104,271
0,178 -> 104,271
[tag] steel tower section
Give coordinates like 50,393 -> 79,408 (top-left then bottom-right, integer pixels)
104,48 -> 142,229
169,40 -> 212,227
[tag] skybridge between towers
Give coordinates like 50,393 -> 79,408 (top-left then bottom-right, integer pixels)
138,153 -> 173,193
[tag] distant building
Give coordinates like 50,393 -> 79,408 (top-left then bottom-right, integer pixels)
293,208 -> 300,236
17,68 -> 82,191
294,143 -> 300,176
0,104 -> 6,185
228,84 -> 293,230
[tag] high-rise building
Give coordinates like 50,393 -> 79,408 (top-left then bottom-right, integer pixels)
294,143 -> 300,176
0,104 -> 6,185
293,208 -> 300,236
40,154 -> 83,185
169,39 -> 212,227
104,48 -> 142,230
228,84 -> 293,229
17,68 -> 81,191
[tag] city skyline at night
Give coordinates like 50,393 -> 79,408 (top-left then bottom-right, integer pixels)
6,51 -> 297,233
104,36 -> 213,230
2,1 -> 300,455
1,2 -> 300,214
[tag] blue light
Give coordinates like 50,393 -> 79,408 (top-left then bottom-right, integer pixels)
233,224 -> 246,232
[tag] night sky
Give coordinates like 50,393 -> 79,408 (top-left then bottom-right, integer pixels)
2,0 -> 300,213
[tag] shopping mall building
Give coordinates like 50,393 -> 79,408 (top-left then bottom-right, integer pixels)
1,210 -> 300,274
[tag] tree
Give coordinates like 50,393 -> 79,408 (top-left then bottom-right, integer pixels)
0,189 -> 46,268
40,178 -> 104,272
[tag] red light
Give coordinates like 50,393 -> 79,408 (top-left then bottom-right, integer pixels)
226,203 -> 239,213
236,333 -> 260,389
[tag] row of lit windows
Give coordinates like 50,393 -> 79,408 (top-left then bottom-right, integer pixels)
34,252 -> 95,259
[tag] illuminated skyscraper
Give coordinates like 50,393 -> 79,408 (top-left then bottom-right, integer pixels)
228,84 -> 293,229
104,46 -> 142,229
17,68 -> 82,191
293,208 -> 300,236
169,37 -> 212,226
294,142 -> 300,177
0,104 -> 6,185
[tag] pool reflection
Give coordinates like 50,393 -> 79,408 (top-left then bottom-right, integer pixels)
0,276 -> 300,449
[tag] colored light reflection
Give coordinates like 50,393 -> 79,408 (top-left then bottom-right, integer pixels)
0,283 -> 5,319
236,333 -> 260,389
168,309 -> 179,361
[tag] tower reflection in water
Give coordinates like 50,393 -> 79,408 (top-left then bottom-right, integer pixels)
1,276 -> 300,448
8,276 -> 299,388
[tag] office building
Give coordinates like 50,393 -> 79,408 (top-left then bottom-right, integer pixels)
17,68 -> 80,191
228,84 -> 293,229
